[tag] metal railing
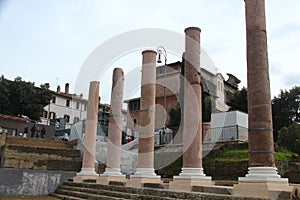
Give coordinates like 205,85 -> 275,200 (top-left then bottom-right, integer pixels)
209,125 -> 248,142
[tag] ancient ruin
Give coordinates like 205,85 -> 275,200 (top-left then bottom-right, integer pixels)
4,1 -> 298,198
74,81 -> 100,182
170,27 -> 212,190
233,0 -> 292,198
97,68 -> 126,184
127,50 -> 162,187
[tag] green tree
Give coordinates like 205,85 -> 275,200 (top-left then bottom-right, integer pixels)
272,86 -> 300,141
167,94 -> 213,128
203,95 -> 212,122
0,75 -> 10,115
168,102 -> 181,127
277,122 -> 300,154
228,87 -> 248,113
0,76 -> 52,121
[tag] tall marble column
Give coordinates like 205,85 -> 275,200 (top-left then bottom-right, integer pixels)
74,81 -> 100,182
170,27 -> 211,191
234,0 -> 291,198
127,50 -> 161,187
97,68 -> 126,184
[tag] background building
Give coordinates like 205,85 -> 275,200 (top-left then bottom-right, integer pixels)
126,59 -> 241,132
70,102 -> 128,142
40,83 -> 88,129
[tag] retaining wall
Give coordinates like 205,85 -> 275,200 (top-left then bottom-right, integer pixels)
0,168 -> 76,196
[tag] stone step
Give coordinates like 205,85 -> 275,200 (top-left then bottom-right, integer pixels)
54,188 -> 126,200
64,181 -> 136,193
192,185 -> 233,195
64,181 -> 175,198
61,181 -> 266,200
59,185 -> 133,199
59,185 -> 180,200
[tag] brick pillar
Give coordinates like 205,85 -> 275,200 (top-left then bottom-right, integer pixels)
234,1 -> 291,197
98,68 -> 126,184
170,27 -> 211,191
74,81 -> 100,182
127,50 -> 161,187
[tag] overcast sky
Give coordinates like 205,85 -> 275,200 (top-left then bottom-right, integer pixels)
0,0 -> 299,103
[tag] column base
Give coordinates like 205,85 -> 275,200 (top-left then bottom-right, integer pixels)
169,168 -> 213,191
73,168 -> 99,183
101,167 -> 123,176
126,168 -> 161,188
96,168 -> 127,185
234,167 -> 293,199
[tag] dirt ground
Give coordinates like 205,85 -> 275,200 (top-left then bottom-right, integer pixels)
0,196 -> 59,200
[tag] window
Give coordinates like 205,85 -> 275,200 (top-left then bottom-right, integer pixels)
49,112 -> 56,119
129,101 -> 140,111
64,115 -> 70,123
52,96 -> 56,103
83,103 -> 87,111
43,110 -> 48,118
74,117 -> 80,123
66,99 -> 70,107
76,102 -> 80,109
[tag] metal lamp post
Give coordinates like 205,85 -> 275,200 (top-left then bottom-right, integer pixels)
157,46 -> 167,144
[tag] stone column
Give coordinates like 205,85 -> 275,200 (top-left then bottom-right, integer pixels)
170,27 -> 211,191
74,81 -> 100,182
97,68 -> 126,184
234,0 -> 291,198
127,50 -> 161,187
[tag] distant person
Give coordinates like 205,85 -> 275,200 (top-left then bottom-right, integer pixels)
30,124 -> 36,138
35,126 -> 40,138
41,126 -> 46,139
126,135 -> 133,143
62,133 -> 69,141
23,125 -> 28,138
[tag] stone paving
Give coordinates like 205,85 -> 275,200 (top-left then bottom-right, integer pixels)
0,196 -> 59,200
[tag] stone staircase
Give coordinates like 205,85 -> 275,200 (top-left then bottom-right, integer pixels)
0,136 -> 81,171
50,180 -> 270,200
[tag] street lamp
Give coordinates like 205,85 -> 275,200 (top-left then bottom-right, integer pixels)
157,46 -> 167,144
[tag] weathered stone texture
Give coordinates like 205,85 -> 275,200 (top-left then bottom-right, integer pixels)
245,0 -> 275,167
106,68 -> 125,170
137,50 -> 157,169
0,136 -> 81,171
182,27 -> 203,169
0,168 -> 76,196
82,81 -> 100,169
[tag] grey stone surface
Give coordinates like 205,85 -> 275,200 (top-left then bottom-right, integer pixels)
53,181 -> 270,200
94,139 -> 138,175
0,168 -> 76,196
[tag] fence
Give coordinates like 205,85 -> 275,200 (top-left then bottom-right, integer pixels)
209,125 -> 248,142
153,125 -> 248,146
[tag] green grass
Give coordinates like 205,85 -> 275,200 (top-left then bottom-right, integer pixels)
215,148 -> 296,162
215,149 -> 248,162
274,148 -> 296,161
